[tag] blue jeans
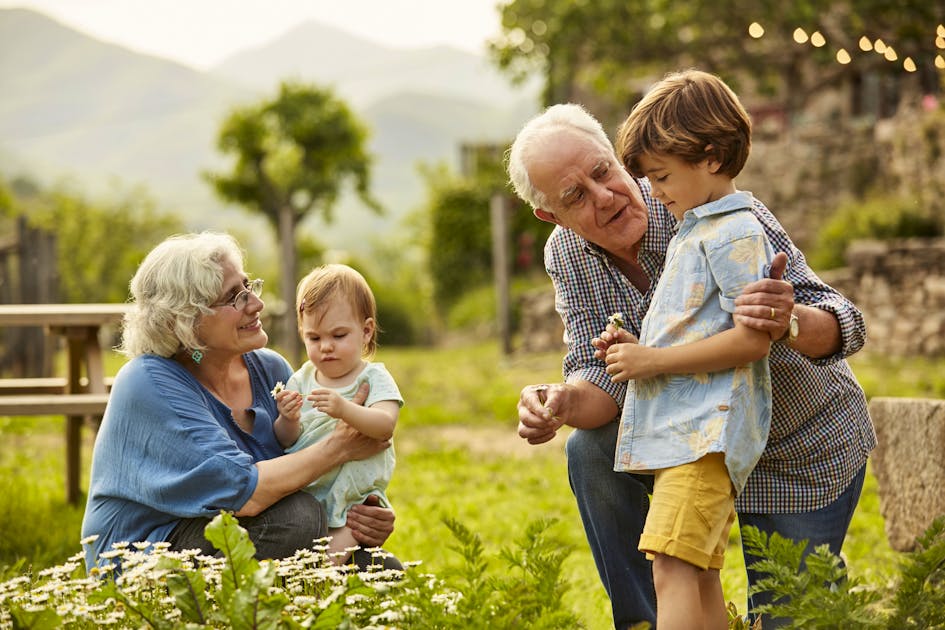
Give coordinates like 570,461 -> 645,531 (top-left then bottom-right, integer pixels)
566,422 -> 866,630
739,463 -> 866,628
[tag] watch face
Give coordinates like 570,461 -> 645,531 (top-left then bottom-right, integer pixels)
789,315 -> 799,338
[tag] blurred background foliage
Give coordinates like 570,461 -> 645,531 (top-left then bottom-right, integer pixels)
2,0 -> 944,351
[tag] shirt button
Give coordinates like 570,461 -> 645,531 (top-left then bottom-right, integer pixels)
717,404 -> 730,411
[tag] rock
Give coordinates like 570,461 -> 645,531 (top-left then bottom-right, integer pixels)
868,397 -> 945,551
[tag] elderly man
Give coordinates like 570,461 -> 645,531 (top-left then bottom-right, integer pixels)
508,103 -> 875,629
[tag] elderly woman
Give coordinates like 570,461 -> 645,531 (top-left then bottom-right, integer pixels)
81,232 -> 397,570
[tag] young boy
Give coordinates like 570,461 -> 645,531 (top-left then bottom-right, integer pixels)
601,69 -> 776,629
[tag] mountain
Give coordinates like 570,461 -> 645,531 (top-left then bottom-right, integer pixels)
0,8 -> 252,197
211,20 -> 535,109
0,9 -> 540,253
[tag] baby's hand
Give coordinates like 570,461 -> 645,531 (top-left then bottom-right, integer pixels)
274,389 -> 303,422
309,388 -> 347,418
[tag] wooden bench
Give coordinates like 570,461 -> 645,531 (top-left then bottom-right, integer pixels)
0,392 -> 111,505
0,377 -> 114,395
0,303 -> 128,504
0,393 -> 110,416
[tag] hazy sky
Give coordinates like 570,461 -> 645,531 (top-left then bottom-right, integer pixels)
0,0 -> 507,69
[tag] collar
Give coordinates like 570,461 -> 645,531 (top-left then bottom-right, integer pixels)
688,191 -> 754,220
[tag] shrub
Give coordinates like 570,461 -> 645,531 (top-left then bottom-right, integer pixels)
809,194 -> 940,270
741,515 -> 945,629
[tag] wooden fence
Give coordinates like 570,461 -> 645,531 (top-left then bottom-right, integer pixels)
0,216 -> 58,376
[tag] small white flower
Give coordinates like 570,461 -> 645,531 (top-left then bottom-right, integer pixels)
608,312 -> 625,330
271,381 -> 285,398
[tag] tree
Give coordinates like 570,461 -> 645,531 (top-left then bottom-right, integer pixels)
5,178 -> 184,304
489,0 -> 941,125
205,82 -> 381,361
421,162 -> 551,315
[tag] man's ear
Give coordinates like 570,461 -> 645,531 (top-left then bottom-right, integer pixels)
534,208 -> 562,225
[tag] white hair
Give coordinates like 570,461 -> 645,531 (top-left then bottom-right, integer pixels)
120,232 -> 245,358
506,103 -> 615,210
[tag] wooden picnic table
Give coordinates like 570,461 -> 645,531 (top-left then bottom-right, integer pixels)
0,303 -> 129,503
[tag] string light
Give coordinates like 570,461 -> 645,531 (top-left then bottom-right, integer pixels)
746,21 -> 945,73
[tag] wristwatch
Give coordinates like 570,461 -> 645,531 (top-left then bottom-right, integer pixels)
783,311 -> 799,344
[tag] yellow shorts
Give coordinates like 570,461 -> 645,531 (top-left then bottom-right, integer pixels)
639,452 -> 736,570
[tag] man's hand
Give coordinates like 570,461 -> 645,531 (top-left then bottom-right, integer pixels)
517,383 -> 573,445
347,494 -> 394,547
734,252 -> 794,340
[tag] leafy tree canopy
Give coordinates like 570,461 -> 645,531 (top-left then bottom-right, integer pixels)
489,0 -> 941,116
206,81 -> 381,229
4,177 -> 183,303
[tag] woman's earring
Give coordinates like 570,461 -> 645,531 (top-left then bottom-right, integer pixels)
191,349 -> 203,364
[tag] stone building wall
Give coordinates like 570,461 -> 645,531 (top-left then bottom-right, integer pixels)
821,237 -> 945,357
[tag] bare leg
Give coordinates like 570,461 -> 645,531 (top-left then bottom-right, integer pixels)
653,553 -> 702,629
698,568 -> 728,630
327,526 -> 359,565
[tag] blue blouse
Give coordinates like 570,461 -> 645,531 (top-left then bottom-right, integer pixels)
81,348 -> 292,568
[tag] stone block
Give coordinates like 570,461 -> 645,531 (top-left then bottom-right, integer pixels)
868,397 -> 945,551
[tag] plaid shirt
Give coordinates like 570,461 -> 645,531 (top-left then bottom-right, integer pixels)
547,178 -> 876,513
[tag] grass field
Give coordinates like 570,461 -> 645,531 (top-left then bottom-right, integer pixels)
1,342 -> 940,628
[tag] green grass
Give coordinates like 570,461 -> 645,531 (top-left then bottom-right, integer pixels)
0,343 -> 935,628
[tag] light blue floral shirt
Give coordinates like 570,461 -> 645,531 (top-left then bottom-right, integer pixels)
614,192 -> 775,494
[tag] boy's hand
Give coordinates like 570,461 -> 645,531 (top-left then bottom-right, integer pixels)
274,389 -> 303,422
593,324 -> 639,361
604,336 -> 658,381
309,388 -> 348,418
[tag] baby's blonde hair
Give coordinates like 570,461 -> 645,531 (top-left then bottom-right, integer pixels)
296,263 -> 378,357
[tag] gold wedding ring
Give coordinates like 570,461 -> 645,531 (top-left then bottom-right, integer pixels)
770,307 -> 776,319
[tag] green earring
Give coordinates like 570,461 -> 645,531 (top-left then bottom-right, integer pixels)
191,349 -> 203,364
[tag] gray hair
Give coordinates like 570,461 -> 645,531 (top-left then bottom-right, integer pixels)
119,232 -> 245,358
506,103 -> 615,211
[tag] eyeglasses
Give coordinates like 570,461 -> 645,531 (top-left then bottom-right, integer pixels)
212,278 -> 264,310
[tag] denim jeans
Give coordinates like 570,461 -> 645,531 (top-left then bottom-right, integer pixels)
566,422 -> 867,630
167,491 -> 327,560
739,463 -> 866,628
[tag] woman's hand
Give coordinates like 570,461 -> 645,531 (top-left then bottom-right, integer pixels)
347,494 -> 395,546
330,419 -> 390,462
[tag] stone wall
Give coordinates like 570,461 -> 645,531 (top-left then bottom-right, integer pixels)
821,237 -> 945,357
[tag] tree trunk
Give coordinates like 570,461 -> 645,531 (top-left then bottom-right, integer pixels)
277,204 -> 299,364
